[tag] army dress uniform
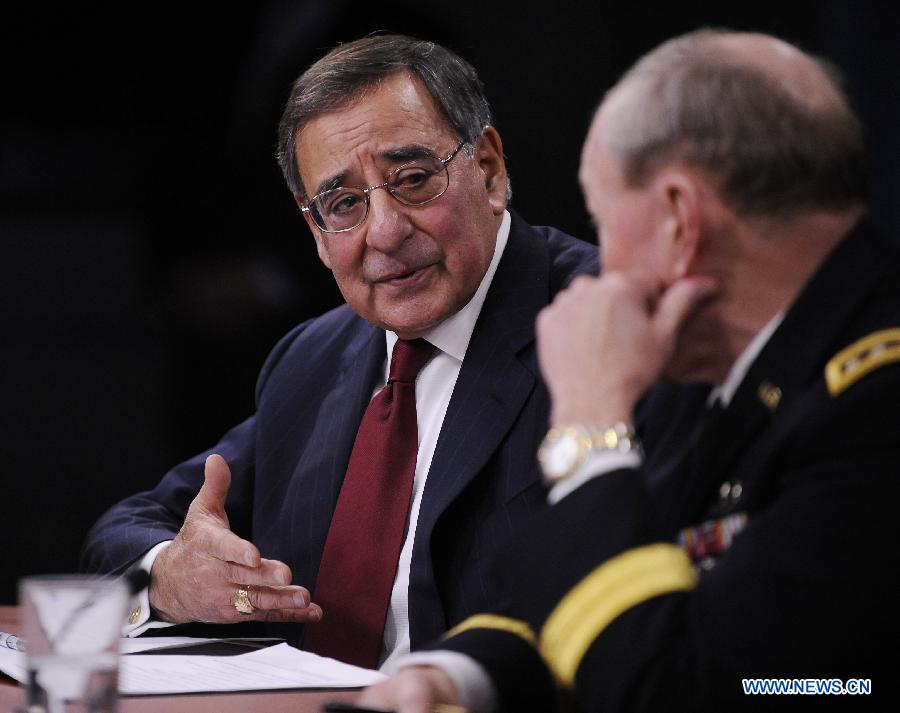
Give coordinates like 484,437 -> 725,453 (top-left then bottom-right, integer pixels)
433,221 -> 900,712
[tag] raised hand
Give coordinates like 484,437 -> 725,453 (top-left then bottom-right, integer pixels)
148,454 -> 322,624
537,271 -> 716,426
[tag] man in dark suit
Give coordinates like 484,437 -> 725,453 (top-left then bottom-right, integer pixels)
79,35 -> 597,668
359,29 -> 900,710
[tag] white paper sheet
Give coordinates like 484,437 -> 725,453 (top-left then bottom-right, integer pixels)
1,636 -> 232,684
122,636 -> 221,653
0,646 -> 26,684
0,639 -> 386,694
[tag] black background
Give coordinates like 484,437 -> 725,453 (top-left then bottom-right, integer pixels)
1,0 -> 897,602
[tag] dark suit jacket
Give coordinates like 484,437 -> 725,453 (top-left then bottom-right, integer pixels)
80,211 -> 598,649
438,220 -> 900,711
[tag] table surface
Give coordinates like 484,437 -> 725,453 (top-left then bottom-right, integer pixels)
0,605 -> 360,712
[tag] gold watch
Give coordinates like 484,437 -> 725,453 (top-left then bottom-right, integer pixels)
538,422 -> 638,482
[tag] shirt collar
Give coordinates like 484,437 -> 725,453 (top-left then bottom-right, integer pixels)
386,210 -> 511,363
711,310 -> 784,406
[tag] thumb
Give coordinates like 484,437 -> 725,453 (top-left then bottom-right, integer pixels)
653,276 -> 718,344
195,453 -> 232,515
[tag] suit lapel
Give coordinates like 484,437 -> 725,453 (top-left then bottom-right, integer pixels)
416,215 -> 549,535
681,221 -> 895,519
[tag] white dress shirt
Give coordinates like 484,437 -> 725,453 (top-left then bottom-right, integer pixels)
125,213 -> 513,670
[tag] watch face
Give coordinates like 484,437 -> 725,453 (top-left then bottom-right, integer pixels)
540,432 -> 580,479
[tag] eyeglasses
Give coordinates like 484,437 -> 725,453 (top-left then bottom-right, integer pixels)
301,141 -> 466,233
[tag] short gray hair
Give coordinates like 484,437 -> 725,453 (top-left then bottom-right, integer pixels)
601,29 -> 868,216
277,34 -> 495,199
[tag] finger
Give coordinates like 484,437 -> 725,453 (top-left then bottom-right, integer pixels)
222,557 -> 291,585
653,276 -> 718,342
218,600 -> 322,623
195,453 -> 232,514
259,557 -> 293,583
219,583 -> 322,620
189,454 -> 264,567
258,602 -> 323,623
234,583 -> 311,610
252,585 -> 311,610
194,524 -> 261,568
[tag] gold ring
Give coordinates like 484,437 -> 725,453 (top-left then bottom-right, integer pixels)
233,587 -> 256,614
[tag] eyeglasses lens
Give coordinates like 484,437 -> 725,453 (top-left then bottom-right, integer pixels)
310,154 -> 449,233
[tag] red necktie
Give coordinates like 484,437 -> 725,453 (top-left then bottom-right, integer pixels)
304,338 -> 435,668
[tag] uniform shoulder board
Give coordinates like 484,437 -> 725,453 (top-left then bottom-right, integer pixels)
825,328 -> 900,396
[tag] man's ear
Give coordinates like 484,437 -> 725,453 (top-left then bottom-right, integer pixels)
655,169 -> 702,280
296,195 -> 334,269
475,125 -> 508,215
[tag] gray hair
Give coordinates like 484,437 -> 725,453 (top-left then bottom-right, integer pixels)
277,34 -> 496,200
600,29 -> 868,216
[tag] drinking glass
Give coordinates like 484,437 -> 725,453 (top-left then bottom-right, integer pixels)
19,575 -> 129,713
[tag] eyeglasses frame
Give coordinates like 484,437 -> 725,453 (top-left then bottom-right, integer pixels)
300,140 -> 468,233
